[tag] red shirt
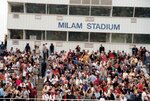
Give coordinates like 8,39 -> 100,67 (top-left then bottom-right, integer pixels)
16,79 -> 22,86
63,95 -> 67,101
117,89 -> 122,95
103,86 -> 107,92
94,77 -> 100,85
138,84 -> 143,92
109,53 -> 115,59
31,89 -> 37,97
53,69 -> 59,75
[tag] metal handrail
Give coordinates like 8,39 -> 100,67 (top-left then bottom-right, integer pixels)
0,98 -> 119,101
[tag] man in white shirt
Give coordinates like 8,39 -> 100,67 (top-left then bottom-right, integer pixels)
142,88 -> 148,101
43,44 -> 47,60
0,61 -> 4,71
42,92 -> 49,101
27,64 -> 33,73
45,43 -> 49,59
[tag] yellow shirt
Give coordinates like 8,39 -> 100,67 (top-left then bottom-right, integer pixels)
83,54 -> 89,64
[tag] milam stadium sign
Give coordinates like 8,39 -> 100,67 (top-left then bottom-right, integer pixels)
58,22 -> 120,30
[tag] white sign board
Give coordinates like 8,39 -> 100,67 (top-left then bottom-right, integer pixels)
30,35 -> 36,40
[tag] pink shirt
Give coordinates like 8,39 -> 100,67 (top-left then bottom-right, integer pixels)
16,79 -> 22,86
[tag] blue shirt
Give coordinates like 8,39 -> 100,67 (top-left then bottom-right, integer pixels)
84,84 -> 88,91
0,88 -> 4,97
130,92 -> 135,100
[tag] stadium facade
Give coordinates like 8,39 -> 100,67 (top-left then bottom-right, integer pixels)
7,0 -> 150,53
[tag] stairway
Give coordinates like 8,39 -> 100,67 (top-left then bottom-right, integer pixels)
37,78 -> 44,98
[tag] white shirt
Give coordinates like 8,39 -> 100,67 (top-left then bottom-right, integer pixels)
27,66 -> 33,73
95,92 -> 100,98
4,56 -> 7,61
26,82 -> 33,89
43,46 -> 47,53
42,94 -> 49,101
44,78 -> 50,83
4,73 -> 10,82
75,78 -> 80,85
107,77 -> 111,84
16,61 -> 20,68
123,72 -> 128,79
49,94 -> 56,101
0,62 -> 3,69
12,63 -> 17,69
36,48 -> 40,54
141,68 -> 150,78
45,69 -> 52,78
120,96 -> 127,101
99,98 -> 105,101
20,83 -> 26,88
23,69 -> 27,77
142,91 -> 147,101
51,77 -> 58,85
45,44 -> 48,50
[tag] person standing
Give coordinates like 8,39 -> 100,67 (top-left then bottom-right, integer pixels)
0,86 -> 4,99
31,87 -> 37,99
99,44 -> 105,53
50,43 -> 54,54
75,45 -> 81,53
4,35 -> 7,49
0,42 -> 5,50
25,43 -> 31,53
35,46 -> 41,58
45,43 -> 49,58
41,60 -> 47,78
42,44 -> 47,60
132,45 -> 138,56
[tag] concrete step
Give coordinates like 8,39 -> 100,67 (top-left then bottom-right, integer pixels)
37,84 -> 43,87
37,86 -> 43,90
37,94 -> 42,97
37,91 -> 42,93
38,81 -> 43,83
37,78 -> 44,98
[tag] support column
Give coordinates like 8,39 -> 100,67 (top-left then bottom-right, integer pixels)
133,7 -> 135,17
67,5 -> 69,15
88,32 -> 90,42
66,31 -> 69,42
45,31 -> 47,40
7,30 -> 10,40
132,34 -> 134,44
24,3 -> 26,13
110,33 -> 112,43
23,30 -> 26,40
46,4 -> 48,14
110,6 -> 113,17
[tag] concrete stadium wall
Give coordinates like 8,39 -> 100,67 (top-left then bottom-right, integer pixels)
7,39 -> 150,55
7,14 -> 150,34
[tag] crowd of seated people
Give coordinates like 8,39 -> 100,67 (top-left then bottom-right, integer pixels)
41,45 -> 150,101
0,45 -> 39,100
0,43 -> 149,101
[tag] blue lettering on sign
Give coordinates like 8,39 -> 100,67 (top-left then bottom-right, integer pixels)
114,24 -> 120,30
87,23 -> 91,29
101,24 -> 106,29
58,22 -> 120,30
86,23 -> 120,30
58,22 -> 82,29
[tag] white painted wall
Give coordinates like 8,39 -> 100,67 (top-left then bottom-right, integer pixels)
7,39 -> 150,55
8,0 -> 150,7
112,0 -> 150,7
8,13 -> 150,34
7,0 -> 69,5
